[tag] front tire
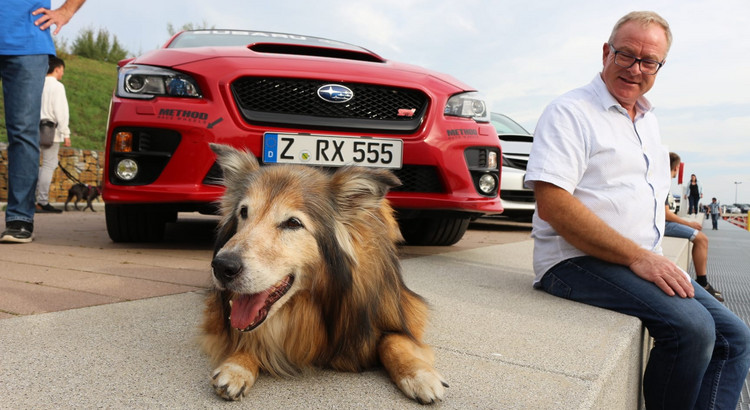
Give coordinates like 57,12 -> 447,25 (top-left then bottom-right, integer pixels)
399,216 -> 470,246
105,204 -> 175,243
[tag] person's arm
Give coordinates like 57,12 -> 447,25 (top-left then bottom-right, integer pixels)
665,205 -> 702,230
53,83 -> 71,147
32,0 -> 86,35
535,181 -> 694,298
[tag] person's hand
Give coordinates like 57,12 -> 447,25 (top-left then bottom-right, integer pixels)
688,221 -> 702,231
629,250 -> 694,298
64,138 -> 71,147
31,7 -> 75,35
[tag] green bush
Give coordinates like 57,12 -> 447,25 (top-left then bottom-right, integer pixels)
72,27 -> 128,63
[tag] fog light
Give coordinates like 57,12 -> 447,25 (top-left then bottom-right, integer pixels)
478,173 -> 496,194
115,159 -> 138,181
114,131 -> 133,152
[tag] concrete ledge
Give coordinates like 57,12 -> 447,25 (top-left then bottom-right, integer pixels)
0,235 -> 691,409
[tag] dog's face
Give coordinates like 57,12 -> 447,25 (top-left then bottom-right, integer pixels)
209,143 -> 400,333
211,168 -> 323,332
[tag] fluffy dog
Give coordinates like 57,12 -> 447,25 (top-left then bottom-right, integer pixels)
200,143 -> 447,404
64,183 -> 101,211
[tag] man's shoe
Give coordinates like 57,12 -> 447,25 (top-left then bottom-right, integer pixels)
704,283 -> 725,302
36,203 -> 62,213
1,221 -> 34,243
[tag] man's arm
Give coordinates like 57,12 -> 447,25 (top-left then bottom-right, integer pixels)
535,181 -> 694,297
32,0 -> 86,35
665,205 -> 702,230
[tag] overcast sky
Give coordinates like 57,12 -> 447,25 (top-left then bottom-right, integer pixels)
57,0 -> 750,205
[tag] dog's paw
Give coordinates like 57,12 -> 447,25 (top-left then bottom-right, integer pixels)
210,362 -> 256,401
398,368 -> 448,405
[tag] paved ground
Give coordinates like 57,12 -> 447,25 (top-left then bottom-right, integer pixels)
0,209 -> 532,318
2,208 -> 749,409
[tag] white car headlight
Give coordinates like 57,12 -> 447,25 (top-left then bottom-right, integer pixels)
444,91 -> 490,122
117,65 -> 202,99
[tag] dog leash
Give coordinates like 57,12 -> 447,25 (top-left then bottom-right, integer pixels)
57,161 -> 86,186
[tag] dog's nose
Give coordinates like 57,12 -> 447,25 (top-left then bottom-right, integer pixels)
211,253 -> 243,283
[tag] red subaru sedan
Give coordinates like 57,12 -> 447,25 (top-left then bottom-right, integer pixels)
103,30 -> 502,245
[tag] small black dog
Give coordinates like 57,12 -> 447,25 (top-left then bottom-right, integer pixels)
65,183 -> 101,212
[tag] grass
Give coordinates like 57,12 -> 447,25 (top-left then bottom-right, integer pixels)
0,55 -> 117,151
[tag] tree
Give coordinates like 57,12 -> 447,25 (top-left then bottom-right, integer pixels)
72,27 -> 129,63
167,20 -> 215,36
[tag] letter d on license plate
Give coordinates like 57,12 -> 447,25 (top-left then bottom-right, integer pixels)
263,133 -> 403,169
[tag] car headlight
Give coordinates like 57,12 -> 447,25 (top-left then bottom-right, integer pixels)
117,64 -> 202,99
444,91 -> 490,122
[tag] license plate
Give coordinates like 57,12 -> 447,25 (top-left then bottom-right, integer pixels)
262,133 -> 403,169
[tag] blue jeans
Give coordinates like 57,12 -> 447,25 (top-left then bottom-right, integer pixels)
711,213 -> 720,230
540,256 -> 750,409
664,221 -> 698,241
0,54 -> 48,225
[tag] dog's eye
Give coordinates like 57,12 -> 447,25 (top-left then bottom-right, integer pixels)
280,217 -> 304,230
239,206 -> 248,220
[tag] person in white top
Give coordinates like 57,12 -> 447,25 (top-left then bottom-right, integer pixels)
36,56 -> 71,213
524,11 -> 750,409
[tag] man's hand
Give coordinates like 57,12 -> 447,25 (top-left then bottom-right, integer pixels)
687,221 -> 702,231
629,250 -> 695,298
31,0 -> 85,36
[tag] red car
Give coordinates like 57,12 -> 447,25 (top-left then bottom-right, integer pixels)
103,30 -> 502,245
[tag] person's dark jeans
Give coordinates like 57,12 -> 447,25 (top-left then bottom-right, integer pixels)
0,54 -> 48,225
539,256 -> 750,409
688,195 -> 700,214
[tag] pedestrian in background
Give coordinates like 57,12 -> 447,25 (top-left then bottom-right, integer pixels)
708,197 -> 721,230
36,56 -> 71,214
684,173 -> 703,215
0,0 -> 85,243
666,153 -> 723,301
525,10 -> 750,408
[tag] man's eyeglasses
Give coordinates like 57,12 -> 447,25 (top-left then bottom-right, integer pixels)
608,44 -> 664,75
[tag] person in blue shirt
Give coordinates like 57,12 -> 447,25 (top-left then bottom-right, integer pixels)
0,0 -> 85,243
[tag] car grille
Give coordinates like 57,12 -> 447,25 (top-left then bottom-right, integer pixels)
502,155 -> 528,170
231,77 -> 428,133
501,189 -> 535,203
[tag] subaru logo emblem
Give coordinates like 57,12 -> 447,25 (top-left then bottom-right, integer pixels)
317,84 -> 353,103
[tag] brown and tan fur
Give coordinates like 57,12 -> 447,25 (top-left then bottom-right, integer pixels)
200,144 -> 447,403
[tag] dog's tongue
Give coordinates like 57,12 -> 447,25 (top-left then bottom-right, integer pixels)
230,291 -> 270,330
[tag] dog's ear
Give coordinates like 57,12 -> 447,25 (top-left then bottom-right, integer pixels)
330,167 -> 401,213
209,143 -> 260,186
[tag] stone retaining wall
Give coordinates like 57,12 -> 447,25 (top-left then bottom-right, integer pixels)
0,145 -> 104,203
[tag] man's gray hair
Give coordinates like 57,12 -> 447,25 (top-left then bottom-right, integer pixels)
609,11 -> 672,56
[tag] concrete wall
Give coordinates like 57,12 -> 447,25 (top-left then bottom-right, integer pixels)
0,145 -> 103,203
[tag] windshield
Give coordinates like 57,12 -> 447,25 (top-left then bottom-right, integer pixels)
167,30 -> 366,52
491,112 -> 531,136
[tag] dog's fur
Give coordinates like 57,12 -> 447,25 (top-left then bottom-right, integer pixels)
64,183 -> 101,211
200,144 -> 446,403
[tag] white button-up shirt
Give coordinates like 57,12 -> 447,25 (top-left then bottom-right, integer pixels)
524,74 -> 671,285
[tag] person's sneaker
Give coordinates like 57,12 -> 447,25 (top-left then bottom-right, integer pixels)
704,283 -> 725,302
36,202 -> 62,213
0,221 -> 34,243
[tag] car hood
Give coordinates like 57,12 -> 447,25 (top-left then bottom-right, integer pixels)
128,46 -> 475,92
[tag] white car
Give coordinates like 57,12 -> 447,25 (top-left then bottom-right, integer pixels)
491,113 -> 535,219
